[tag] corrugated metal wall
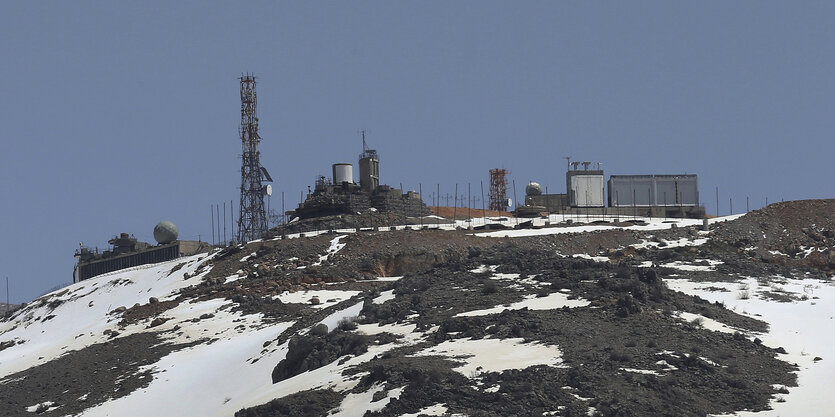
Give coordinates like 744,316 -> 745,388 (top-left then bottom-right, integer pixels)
567,172 -> 605,207
608,175 -> 699,207
76,243 -> 180,281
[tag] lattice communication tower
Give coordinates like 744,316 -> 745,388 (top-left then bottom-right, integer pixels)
489,168 -> 509,212
237,74 -> 268,243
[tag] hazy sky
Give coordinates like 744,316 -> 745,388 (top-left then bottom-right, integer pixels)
1,2 -> 833,303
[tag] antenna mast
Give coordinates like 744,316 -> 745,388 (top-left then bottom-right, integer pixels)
489,168 -> 509,212
361,129 -> 368,153
237,74 -> 268,243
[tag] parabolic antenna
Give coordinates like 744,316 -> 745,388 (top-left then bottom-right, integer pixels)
506,198 -> 513,208
265,184 -> 273,196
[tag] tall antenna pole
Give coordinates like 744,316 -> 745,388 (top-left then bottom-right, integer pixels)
237,74 -> 268,243
361,129 -> 368,153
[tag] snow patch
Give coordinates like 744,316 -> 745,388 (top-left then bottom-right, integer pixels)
372,290 -> 396,305
399,403 -> 448,417
329,384 -> 405,417
455,292 -> 590,317
619,368 -> 662,376
412,337 -> 564,377
313,235 -> 348,266
318,302 -> 364,333
667,277 -> 835,416
273,290 -> 361,309
674,311 -> 738,334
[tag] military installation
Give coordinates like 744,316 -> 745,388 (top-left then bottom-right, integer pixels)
72,75 -> 709,283
291,132 -> 431,220
514,160 -> 705,219
73,221 -> 209,282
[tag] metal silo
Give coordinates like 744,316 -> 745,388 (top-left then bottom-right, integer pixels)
332,163 -> 354,184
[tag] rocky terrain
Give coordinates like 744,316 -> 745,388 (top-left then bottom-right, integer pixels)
0,199 -> 832,417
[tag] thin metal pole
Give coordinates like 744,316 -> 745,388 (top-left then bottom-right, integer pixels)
453,183 -> 458,225
512,180 -> 518,225
223,202 -> 227,245
480,180 -> 486,225
231,200 -> 235,242
546,186 -> 550,213
746,196 -> 749,213
468,183 -> 471,223
730,198 -> 733,215
632,189 -> 636,220
6,276 -> 9,307
211,205 -> 215,245
437,184 -> 441,228
217,205 -> 221,246
419,184 -> 423,228
716,187 -> 719,217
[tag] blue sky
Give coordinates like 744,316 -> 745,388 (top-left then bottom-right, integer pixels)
1,2 -> 833,303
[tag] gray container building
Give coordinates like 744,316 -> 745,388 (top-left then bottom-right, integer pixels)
566,162 -> 605,208
608,174 -> 699,207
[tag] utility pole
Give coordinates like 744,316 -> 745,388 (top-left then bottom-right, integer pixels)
419,184 -> 423,228
512,180 -> 518,226
437,184 -> 440,228
453,184 -> 458,224
480,181 -> 487,225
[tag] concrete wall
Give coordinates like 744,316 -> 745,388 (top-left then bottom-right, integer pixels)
359,157 -> 379,193
525,194 -> 568,212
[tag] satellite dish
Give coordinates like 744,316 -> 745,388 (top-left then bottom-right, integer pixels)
265,184 -> 273,196
506,198 -> 513,208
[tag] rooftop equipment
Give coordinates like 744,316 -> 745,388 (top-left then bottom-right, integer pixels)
358,130 -> 380,192
332,163 -> 354,185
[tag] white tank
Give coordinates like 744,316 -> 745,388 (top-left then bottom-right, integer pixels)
332,163 -> 354,184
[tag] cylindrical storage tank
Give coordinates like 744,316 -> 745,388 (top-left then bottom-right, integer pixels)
332,163 -> 354,184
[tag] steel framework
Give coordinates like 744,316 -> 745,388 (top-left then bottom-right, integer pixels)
237,74 -> 268,243
489,168 -> 509,212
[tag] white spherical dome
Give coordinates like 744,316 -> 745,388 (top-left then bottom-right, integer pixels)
153,221 -> 179,244
525,182 -> 543,196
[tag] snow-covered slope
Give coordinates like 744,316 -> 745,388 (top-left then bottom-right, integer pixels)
1,203 -> 832,416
